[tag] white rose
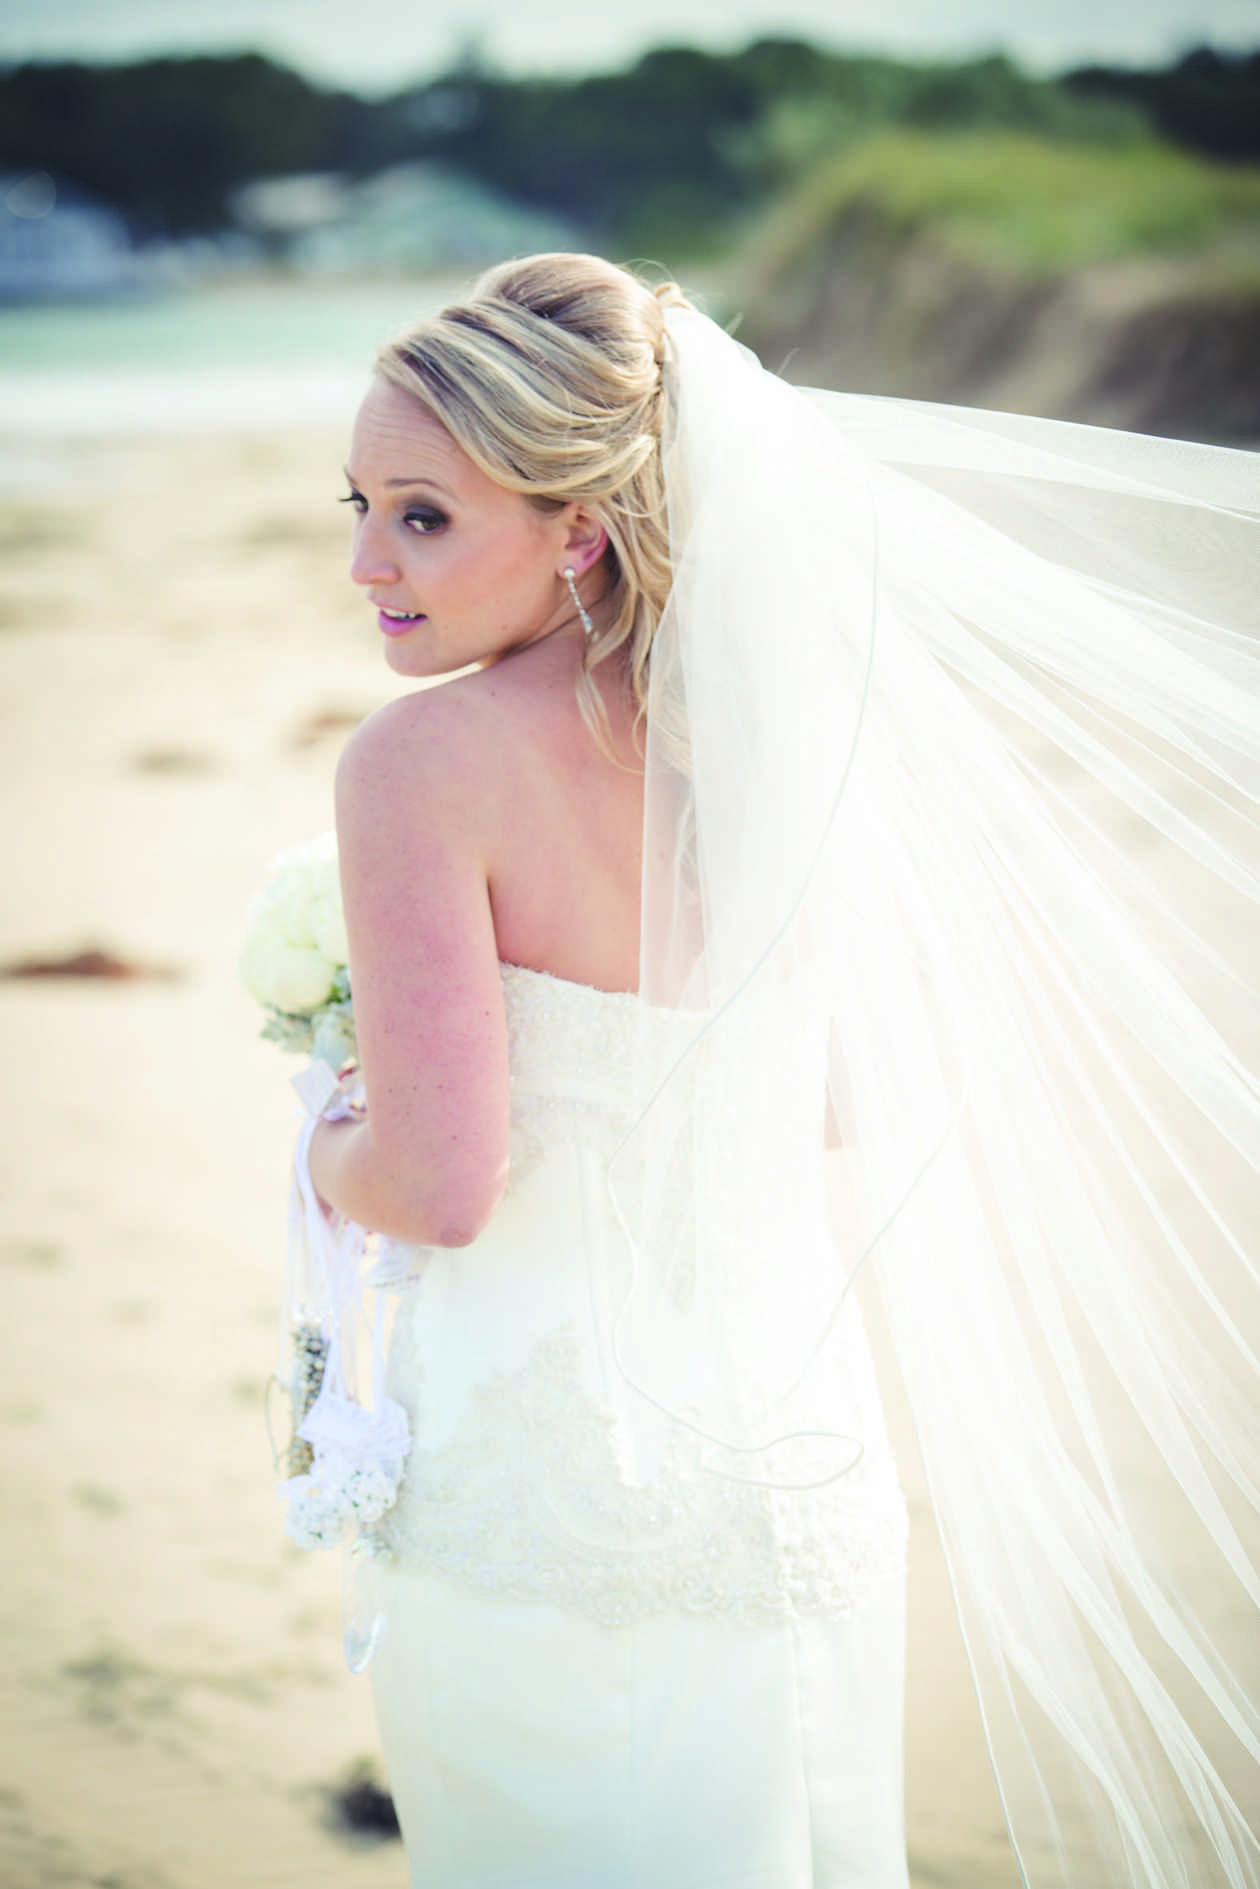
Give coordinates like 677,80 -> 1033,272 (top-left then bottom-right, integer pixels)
272,878 -> 322,950
239,935 -> 336,1012
310,850 -> 340,893
272,830 -> 337,878
310,892 -> 349,966
244,884 -> 299,953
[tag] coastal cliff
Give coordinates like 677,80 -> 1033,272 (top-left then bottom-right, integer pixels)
731,132 -> 1260,442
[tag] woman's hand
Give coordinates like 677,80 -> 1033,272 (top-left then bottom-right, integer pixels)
305,1066 -> 366,1224
309,1109 -> 358,1225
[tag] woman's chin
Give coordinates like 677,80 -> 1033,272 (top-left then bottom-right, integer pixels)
382,637 -> 435,678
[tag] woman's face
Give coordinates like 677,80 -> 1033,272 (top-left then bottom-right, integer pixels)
344,378 -> 598,678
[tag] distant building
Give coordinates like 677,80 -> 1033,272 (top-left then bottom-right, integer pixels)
0,171 -> 139,301
233,163 -> 580,274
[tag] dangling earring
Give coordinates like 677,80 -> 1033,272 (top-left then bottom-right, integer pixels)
562,566 -> 595,638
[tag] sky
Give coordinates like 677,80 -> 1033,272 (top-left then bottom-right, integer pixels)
0,0 -> 1256,92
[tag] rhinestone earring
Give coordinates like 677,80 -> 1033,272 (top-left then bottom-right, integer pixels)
562,566 -> 595,638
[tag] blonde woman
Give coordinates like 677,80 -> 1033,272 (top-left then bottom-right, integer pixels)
295,254 -> 1259,1886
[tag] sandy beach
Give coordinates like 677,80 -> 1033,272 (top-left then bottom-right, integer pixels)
0,424 -> 404,1886
8,401 -> 1249,1885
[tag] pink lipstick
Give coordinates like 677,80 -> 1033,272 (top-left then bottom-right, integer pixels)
377,609 -> 425,638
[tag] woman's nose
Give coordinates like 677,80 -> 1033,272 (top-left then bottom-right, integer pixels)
349,518 -> 400,588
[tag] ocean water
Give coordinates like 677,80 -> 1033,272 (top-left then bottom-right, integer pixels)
0,275 -> 468,436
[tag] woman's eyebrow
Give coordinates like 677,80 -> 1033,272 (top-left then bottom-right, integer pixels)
385,476 -> 456,497
342,468 -> 456,500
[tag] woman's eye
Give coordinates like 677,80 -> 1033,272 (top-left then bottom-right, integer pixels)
337,493 -> 445,534
404,508 -> 447,535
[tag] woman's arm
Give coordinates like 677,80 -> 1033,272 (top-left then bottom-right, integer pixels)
307,689 -> 511,1246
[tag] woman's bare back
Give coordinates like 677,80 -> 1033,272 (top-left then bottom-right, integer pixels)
312,631 -> 642,1246
462,634 -> 645,994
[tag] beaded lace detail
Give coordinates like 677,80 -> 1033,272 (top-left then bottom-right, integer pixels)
375,1322 -> 907,1627
370,962 -> 908,1625
499,961 -> 648,1179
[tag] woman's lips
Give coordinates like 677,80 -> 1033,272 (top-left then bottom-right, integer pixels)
377,609 -> 425,638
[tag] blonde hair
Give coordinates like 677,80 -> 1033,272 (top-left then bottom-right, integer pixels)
374,252 -> 692,753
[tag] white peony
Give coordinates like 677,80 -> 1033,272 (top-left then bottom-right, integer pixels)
239,831 -> 350,1030
240,935 -> 337,1013
310,891 -> 349,965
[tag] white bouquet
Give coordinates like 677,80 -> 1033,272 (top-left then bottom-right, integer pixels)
239,831 -> 357,1071
243,833 -> 414,1579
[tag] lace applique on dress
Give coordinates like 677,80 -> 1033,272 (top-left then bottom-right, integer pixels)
368,961 -> 908,1626
499,960 -> 648,1182
370,1322 -> 908,1628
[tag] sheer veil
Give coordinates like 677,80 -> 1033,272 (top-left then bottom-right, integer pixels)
607,305 -> 1259,1884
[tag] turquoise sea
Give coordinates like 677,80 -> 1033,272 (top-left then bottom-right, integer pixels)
0,274 -> 469,436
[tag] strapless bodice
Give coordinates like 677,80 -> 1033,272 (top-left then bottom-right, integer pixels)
501,959 -> 643,1098
498,960 -> 667,1173
367,961 -> 909,1628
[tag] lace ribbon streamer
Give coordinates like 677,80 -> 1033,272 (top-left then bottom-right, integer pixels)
276,1061 -> 412,1623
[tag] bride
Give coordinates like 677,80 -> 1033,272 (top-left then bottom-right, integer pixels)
294,253 -> 1258,1886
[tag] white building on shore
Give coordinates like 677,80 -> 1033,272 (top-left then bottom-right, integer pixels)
232,163 -> 580,274
0,171 -> 140,301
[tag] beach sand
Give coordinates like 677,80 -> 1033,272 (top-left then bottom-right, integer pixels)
1,426 -> 411,1888
4,415 -> 1235,1887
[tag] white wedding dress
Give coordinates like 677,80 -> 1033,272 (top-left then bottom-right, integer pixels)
363,961 -> 912,1888
278,302 -> 1257,1883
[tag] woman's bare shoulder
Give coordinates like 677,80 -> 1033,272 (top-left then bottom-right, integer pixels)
336,668 -> 521,820
342,669 -> 502,755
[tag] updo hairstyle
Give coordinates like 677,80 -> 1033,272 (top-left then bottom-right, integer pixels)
374,253 -> 692,749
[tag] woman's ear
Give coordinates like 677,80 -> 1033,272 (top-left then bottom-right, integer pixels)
558,507 -> 608,578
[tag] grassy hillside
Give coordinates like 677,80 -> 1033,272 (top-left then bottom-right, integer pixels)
748,128 -> 1260,279
730,129 -> 1260,440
